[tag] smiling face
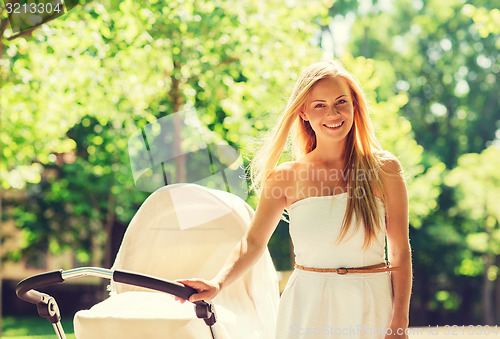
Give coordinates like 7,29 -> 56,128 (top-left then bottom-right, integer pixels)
299,76 -> 355,145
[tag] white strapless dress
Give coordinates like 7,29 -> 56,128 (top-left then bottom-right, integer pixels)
276,193 -> 393,339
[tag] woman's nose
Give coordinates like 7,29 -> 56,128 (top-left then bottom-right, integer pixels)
327,107 -> 340,116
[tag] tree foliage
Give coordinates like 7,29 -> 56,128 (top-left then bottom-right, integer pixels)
2,0 -> 326,265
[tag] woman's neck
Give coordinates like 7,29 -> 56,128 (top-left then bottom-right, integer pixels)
307,140 -> 347,167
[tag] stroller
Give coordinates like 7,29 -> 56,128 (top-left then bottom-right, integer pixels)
17,184 -> 280,338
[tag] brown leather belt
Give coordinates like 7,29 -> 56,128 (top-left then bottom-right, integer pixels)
294,262 -> 400,274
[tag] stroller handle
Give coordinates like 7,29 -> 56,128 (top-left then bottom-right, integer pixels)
16,270 -> 65,305
16,267 -> 198,305
16,268 -> 217,339
113,270 -> 198,301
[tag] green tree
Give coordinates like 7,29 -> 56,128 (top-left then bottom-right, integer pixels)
445,146 -> 500,324
1,0 -> 91,333
3,0 -> 326,258
1,2 -> 328,330
347,0 -> 499,167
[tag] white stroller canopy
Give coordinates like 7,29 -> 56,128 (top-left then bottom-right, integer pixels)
74,184 -> 279,339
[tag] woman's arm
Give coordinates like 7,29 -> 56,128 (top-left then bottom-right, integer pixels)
177,165 -> 288,302
381,156 -> 412,335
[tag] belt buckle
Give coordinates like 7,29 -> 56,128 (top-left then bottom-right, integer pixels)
337,267 -> 348,275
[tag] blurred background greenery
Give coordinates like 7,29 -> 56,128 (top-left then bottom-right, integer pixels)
0,0 -> 499,335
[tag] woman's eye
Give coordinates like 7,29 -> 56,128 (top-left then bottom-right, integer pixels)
314,103 -> 325,108
336,99 -> 347,105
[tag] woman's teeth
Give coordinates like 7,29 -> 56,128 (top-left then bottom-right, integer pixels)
324,121 -> 343,129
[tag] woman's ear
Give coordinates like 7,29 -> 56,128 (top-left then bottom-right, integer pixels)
299,108 -> 309,121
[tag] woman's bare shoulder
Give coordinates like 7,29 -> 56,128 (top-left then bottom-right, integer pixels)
266,161 -> 299,183
376,151 -> 404,177
375,151 -> 407,201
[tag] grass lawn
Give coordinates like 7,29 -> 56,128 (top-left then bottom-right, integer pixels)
4,317 -> 499,338
2,316 -> 76,339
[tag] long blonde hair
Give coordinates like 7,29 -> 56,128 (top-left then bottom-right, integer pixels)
249,60 -> 390,248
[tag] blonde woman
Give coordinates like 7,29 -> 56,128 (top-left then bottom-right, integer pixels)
177,60 -> 412,338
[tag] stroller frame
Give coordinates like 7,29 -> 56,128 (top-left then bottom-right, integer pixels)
16,267 -> 219,339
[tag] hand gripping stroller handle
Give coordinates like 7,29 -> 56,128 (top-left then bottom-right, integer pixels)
16,270 -> 64,305
113,270 -> 198,301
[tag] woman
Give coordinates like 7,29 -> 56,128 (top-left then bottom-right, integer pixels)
176,60 -> 412,338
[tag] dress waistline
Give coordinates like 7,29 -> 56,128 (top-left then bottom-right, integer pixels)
294,261 -> 400,274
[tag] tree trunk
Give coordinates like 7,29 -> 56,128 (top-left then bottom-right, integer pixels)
170,60 -> 186,183
0,80 -> 4,336
173,111 -> 186,183
362,24 -> 369,57
496,254 -> 500,323
0,187 -> 3,336
0,17 -> 9,57
482,253 -> 495,324
0,14 -> 7,338
103,192 -> 116,269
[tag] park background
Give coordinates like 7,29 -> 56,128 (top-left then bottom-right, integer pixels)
0,0 -> 499,337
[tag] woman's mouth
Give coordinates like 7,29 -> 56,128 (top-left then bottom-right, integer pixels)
323,121 -> 344,130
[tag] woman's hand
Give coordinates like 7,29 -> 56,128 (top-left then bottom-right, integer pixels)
384,328 -> 407,338
174,278 -> 221,303
384,320 -> 409,338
